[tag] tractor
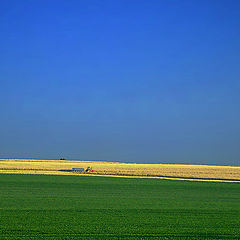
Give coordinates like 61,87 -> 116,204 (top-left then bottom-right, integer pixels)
85,166 -> 95,173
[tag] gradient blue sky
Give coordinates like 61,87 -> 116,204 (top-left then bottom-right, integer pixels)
0,0 -> 240,165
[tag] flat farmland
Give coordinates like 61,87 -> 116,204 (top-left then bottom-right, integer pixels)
0,159 -> 240,182
0,174 -> 240,240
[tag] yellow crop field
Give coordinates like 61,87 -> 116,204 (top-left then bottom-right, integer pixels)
0,159 -> 239,182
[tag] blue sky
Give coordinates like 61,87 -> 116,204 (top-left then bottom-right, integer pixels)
0,0 -> 240,165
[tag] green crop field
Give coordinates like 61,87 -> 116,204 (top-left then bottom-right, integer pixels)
0,174 -> 240,239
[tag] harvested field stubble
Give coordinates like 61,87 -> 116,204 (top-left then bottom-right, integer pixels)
0,159 -> 240,181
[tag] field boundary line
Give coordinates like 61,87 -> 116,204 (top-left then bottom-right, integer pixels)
0,170 -> 240,183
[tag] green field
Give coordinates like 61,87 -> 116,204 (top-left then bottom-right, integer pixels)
0,174 -> 240,239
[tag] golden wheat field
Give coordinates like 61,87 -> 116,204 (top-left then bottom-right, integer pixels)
0,159 -> 240,182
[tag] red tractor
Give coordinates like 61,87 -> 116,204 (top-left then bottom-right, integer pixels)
85,167 -> 95,173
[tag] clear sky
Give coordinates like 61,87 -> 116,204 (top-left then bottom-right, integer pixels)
0,0 -> 240,165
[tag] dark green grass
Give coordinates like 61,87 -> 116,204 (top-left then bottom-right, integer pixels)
0,174 -> 240,240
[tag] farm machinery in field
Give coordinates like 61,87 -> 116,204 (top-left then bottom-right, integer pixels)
72,167 -> 95,173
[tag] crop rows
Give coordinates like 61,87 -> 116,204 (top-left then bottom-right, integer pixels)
0,174 -> 240,239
